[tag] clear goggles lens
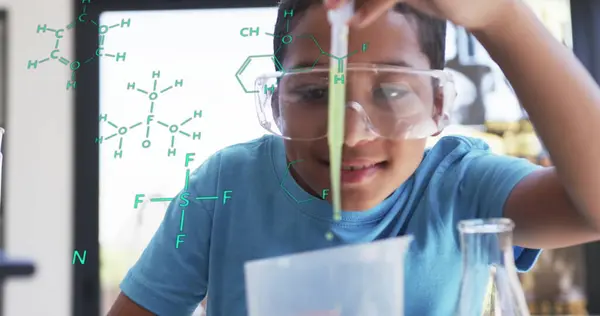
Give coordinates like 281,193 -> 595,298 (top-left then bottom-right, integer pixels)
254,64 -> 456,141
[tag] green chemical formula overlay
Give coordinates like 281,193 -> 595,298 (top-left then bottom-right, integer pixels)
96,70 -> 202,159
27,0 -> 130,90
236,9 -> 369,94
132,153 -> 233,249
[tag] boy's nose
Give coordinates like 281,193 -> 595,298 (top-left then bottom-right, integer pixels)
343,101 -> 378,147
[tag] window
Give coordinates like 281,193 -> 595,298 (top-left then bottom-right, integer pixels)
443,0 -> 572,126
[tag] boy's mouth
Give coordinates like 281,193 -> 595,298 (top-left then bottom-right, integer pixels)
319,159 -> 387,184
342,165 -> 374,171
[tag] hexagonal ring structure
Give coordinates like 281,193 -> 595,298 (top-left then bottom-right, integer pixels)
235,54 -> 284,94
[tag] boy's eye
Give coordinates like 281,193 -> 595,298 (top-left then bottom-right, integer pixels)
373,83 -> 411,100
373,83 -> 423,117
295,86 -> 328,102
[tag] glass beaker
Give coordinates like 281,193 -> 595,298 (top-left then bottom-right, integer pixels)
245,236 -> 412,316
455,218 -> 530,316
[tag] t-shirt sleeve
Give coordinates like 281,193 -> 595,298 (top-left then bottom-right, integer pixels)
457,142 -> 543,272
119,158 -> 217,316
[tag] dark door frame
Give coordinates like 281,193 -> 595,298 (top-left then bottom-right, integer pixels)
0,9 -> 7,254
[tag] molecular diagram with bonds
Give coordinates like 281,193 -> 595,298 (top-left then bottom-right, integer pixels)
132,153 -> 233,249
281,160 -> 337,240
27,0 -> 130,90
96,70 -> 202,159
236,9 -> 369,94
281,159 -> 330,204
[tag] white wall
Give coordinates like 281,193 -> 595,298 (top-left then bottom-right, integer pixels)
1,0 -> 73,315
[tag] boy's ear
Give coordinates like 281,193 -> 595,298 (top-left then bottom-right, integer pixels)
271,78 -> 282,120
271,88 -> 281,121
430,87 -> 445,137
433,86 -> 444,118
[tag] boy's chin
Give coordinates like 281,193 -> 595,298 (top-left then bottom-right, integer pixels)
341,195 -> 382,211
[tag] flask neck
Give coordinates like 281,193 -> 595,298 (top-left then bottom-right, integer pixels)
460,229 -> 516,269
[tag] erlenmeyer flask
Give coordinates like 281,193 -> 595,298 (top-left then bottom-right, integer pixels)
455,218 -> 530,316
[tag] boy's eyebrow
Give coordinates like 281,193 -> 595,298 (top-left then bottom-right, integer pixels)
378,60 -> 417,68
286,60 -> 419,70
287,61 -> 327,70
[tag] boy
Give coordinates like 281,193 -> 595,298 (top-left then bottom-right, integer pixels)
109,0 -> 600,315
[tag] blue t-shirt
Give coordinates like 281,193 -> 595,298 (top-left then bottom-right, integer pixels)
120,135 -> 542,316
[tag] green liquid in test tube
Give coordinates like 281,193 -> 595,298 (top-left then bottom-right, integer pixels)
326,1 -> 354,238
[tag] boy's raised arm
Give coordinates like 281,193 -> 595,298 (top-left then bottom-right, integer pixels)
471,0 -> 600,247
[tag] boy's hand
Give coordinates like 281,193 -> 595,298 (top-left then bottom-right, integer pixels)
324,0 -> 517,31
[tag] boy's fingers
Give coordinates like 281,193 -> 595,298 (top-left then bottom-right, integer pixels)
323,0 -> 346,10
349,0 -> 399,28
401,0 -> 442,18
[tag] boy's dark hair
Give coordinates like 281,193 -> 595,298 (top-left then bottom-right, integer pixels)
274,0 -> 447,69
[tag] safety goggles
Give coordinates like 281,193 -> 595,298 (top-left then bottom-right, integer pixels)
254,63 -> 456,141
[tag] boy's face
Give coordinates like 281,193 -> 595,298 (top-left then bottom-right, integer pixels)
282,4 -> 432,211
